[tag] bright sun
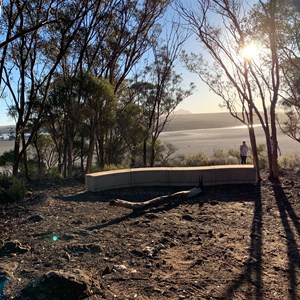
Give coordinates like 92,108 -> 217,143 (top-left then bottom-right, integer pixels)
241,42 -> 260,60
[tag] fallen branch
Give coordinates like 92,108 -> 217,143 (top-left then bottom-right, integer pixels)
109,187 -> 202,210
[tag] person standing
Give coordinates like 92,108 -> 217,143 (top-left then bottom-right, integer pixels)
240,140 -> 249,164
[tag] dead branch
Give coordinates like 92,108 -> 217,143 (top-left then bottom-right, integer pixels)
109,187 -> 202,210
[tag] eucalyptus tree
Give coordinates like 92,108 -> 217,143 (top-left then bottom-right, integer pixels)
44,0 -> 173,174
74,0 -> 173,92
0,0 -> 93,177
0,0 -> 57,86
278,64 -> 300,143
131,43 -> 195,167
177,0 -> 298,181
276,2 -> 300,144
76,73 -> 116,172
114,102 -> 147,167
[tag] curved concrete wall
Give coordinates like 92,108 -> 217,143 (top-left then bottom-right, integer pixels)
85,165 -> 257,192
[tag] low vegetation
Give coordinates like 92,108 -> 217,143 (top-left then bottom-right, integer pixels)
0,175 -> 26,203
1,141 -> 299,204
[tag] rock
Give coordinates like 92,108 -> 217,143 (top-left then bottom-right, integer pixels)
14,270 -> 98,300
182,214 -> 194,221
14,270 -> 97,300
0,240 -> 31,256
28,215 -> 44,222
0,261 -> 18,280
112,264 -> 127,272
101,266 -> 111,276
142,246 -> 156,257
144,213 -> 159,219
65,243 -> 103,254
72,220 -> 83,225
61,233 -> 78,241
130,249 -> 144,257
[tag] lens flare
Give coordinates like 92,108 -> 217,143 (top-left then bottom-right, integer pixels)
240,40 -> 261,60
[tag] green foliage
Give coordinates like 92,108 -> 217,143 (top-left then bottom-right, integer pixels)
88,164 -> 129,173
209,149 -> 237,165
30,134 -> 59,171
0,150 -> 14,174
0,175 -> 26,203
227,148 -> 240,164
279,153 -> 300,170
102,164 -> 128,171
155,141 -> 179,166
19,158 -> 47,180
185,151 -> 209,166
256,144 -> 268,170
47,167 -> 65,180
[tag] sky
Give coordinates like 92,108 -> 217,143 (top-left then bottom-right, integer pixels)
0,101 -> 13,127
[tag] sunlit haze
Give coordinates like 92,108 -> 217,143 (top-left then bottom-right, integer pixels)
240,42 -> 260,60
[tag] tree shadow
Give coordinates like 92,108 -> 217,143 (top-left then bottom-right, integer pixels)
59,183 -> 265,298
58,184 -> 258,231
220,184 -> 263,299
272,182 -> 300,300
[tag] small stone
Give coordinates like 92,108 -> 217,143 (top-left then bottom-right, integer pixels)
182,214 -> 194,221
0,240 -> 30,256
101,266 -> 111,276
130,249 -> 144,257
144,213 -> 159,219
28,215 -> 44,222
112,264 -> 127,272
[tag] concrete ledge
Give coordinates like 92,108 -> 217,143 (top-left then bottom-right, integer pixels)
85,165 -> 257,192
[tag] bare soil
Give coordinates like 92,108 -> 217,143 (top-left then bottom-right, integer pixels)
1,169 -> 300,299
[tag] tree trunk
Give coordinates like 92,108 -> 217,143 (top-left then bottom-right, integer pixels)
67,140 -> 73,178
248,126 -> 261,182
85,131 -> 95,174
149,137 -> 156,167
12,124 -> 22,176
143,139 -> 147,167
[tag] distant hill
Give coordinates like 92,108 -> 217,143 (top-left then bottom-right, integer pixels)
0,125 -> 15,134
163,112 -> 248,132
173,109 -> 192,115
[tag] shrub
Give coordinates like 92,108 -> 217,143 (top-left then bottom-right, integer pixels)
210,149 -> 228,165
0,150 -> 14,174
279,153 -> 300,170
103,164 -> 127,171
0,175 -> 26,203
185,151 -> 209,166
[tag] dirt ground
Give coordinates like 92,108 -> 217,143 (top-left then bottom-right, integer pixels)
1,169 -> 300,299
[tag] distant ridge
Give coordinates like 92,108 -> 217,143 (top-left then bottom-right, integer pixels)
173,109 -> 192,115
164,112 -> 243,132
0,125 -> 14,134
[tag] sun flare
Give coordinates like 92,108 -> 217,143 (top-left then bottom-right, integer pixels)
240,42 -> 260,60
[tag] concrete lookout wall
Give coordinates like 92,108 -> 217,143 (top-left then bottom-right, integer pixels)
85,165 -> 257,192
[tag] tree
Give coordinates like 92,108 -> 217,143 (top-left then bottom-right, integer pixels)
1,0 -> 180,177
1,0 -> 93,177
276,2 -> 300,144
114,102 -> 147,167
177,0 -> 295,181
0,0 -> 58,85
76,74 -> 116,173
279,74 -> 300,143
67,0 -> 172,93
130,26 -> 195,166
